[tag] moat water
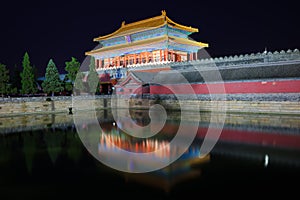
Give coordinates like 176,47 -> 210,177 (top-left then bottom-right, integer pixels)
1,109 -> 300,199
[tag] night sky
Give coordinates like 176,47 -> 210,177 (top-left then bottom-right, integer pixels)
1,0 -> 299,76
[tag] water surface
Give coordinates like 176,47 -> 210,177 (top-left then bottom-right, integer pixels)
1,110 -> 300,199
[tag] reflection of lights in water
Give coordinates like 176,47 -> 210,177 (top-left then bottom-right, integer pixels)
264,154 -> 269,167
99,133 -> 170,158
99,132 -> 203,160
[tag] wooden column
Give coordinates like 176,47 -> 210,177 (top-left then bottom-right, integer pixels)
189,53 -> 193,61
134,54 -> 137,64
117,57 -> 120,67
151,52 -> 154,62
139,53 -> 142,64
164,49 -> 168,61
146,52 -> 149,63
159,50 -> 162,62
194,52 -> 197,60
108,58 -> 110,67
95,58 -> 98,69
141,53 -> 144,63
100,59 -> 102,68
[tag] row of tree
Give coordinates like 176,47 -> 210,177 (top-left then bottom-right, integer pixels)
0,52 -> 99,97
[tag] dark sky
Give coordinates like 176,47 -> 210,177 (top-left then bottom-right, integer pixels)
1,0 -> 299,76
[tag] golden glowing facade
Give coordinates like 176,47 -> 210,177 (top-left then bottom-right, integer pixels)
86,10 -> 208,70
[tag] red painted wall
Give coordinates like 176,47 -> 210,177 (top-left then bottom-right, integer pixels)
196,127 -> 300,149
148,123 -> 300,149
150,79 -> 300,94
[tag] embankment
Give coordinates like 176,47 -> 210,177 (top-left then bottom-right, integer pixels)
0,95 -> 300,116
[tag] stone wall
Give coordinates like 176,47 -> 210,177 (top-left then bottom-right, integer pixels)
123,98 -> 300,115
1,107 -> 299,135
189,100 -> 300,115
0,96 -> 112,116
1,96 -> 299,134
0,96 -> 72,115
1,95 -> 300,116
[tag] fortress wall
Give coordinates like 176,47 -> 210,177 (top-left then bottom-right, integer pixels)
1,94 -> 300,116
96,49 -> 300,79
1,49 -> 300,116
117,96 -> 300,115
0,96 -> 111,116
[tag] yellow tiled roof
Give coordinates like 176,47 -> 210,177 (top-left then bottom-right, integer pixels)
87,35 -> 168,55
170,36 -> 209,48
86,35 -> 208,56
93,10 -> 199,41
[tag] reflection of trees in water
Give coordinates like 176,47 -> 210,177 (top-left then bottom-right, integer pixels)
0,127 -> 87,181
23,131 -> 36,173
0,133 -> 28,184
44,129 -> 64,164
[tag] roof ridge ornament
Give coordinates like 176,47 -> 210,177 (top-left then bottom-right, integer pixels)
92,10 -> 199,41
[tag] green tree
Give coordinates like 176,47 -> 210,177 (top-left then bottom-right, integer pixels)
42,59 -> 64,96
0,63 -> 9,96
7,85 -> 18,95
0,63 -> 18,96
20,52 -> 37,95
87,56 -> 99,94
74,71 -> 86,94
65,57 -> 80,91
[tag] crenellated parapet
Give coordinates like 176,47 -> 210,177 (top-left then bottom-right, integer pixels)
126,48 -> 300,70
196,48 -> 300,67
99,48 -> 300,80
